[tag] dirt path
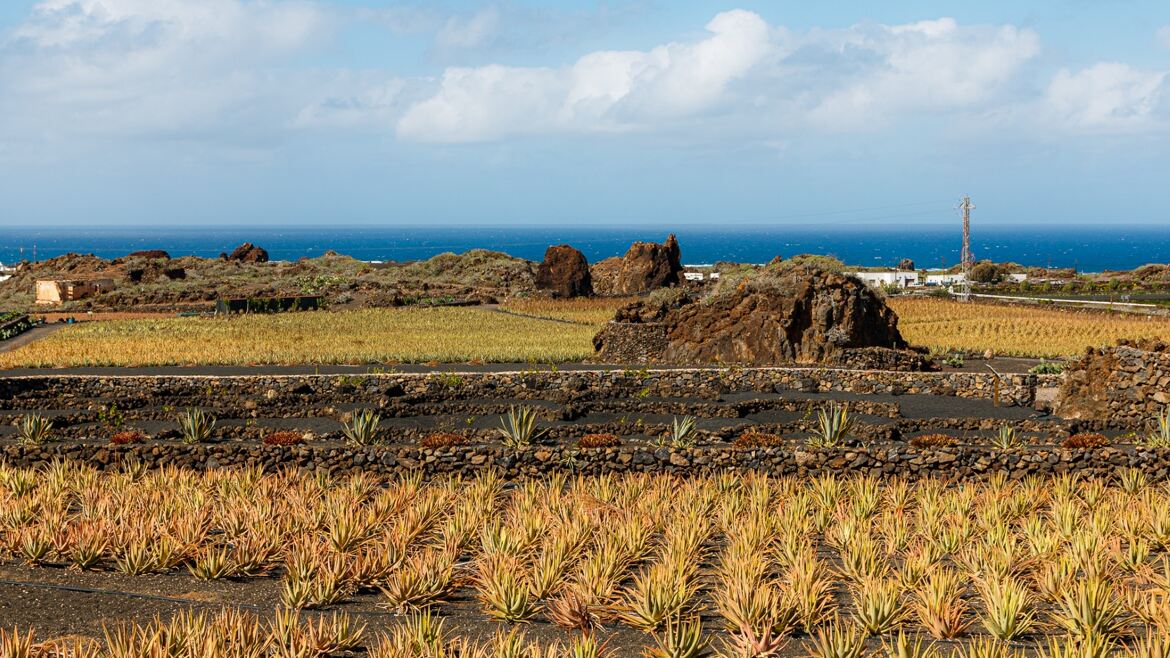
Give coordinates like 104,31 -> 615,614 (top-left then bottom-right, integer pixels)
0,324 -> 62,354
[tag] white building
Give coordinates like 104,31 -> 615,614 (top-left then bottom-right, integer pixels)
0,262 -> 11,283
1007,273 -> 1028,283
848,271 -> 920,289
925,273 -> 968,286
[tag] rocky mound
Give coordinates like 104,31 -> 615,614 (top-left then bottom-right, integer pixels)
591,235 -> 684,296
224,243 -> 269,263
535,245 -> 592,298
128,250 -> 171,260
595,268 -> 925,368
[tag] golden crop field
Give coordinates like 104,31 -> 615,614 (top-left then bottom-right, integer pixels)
4,297 -> 1168,368
499,297 -> 635,325
5,464 -> 1170,654
889,298 -> 1170,358
0,307 -> 598,368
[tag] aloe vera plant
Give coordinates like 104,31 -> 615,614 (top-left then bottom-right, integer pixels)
14,414 -> 54,446
178,408 -> 216,444
991,425 -> 1023,451
1147,408 -> 1170,448
497,406 -> 546,449
342,409 -> 382,446
669,416 -> 698,448
809,403 -> 853,448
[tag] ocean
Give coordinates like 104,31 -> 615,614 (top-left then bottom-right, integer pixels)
0,225 -> 1166,272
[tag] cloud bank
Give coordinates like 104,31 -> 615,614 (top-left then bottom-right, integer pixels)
0,2 -> 1168,153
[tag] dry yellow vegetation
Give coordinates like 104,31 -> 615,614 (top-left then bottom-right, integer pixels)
498,297 -> 635,325
0,307 -> 597,368
889,297 -> 1170,358
5,296 -> 1169,367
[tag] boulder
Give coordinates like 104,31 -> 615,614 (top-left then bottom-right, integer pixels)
226,243 -> 269,263
590,257 -> 623,296
611,235 -> 684,295
595,268 -> 917,367
128,250 -> 171,260
535,245 -> 592,298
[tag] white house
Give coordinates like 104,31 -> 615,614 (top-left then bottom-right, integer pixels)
0,262 -> 11,283
848,271 -> 920,289
925,273 -> 968,286
1007,273 -> 1028,283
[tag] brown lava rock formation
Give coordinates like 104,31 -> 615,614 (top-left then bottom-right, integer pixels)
591,234 -> 684,295
595,267 -> 919,367
535,245 -> 592,298
224,242 -> 269,263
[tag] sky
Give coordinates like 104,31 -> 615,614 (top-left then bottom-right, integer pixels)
0,1 -> 1169,228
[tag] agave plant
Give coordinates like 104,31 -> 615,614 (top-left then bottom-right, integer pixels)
1147,408 -> 1170,448
178,408 -> 215,444
809,403 -> 853,448
497,406 -> 546,449
669,416 -> 698,448
14,414 -> 54,446
991,425 -> 1023,451
646,616 -> 708,658
342,409 -> 382,447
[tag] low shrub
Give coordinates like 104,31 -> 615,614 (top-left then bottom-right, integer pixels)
110,430 -> 147,445
264,431 -> 304,447
1062,433 -> 1110,449
909,434 -> 959,448
578,433 -> 621,449
1029,360 -> 1064,375
420,432 -> 466,448
732,431 -> 784,449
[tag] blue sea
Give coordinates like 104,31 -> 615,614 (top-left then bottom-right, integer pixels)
0,225 -> 1166,272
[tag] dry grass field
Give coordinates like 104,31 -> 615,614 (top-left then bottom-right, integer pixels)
4,296 -> 1170,368
0,308 -> 597,368
4,464 -> 1170,655
888,298 -> 1170,358
499,297 -> 637,325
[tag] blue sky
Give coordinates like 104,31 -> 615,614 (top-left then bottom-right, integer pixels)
0,1 -> 1168,228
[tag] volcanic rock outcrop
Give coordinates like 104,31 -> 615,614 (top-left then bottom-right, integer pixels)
535,245 -> 592,298
595,268 -> 924,368
591,235 -> 684,296
1056,339 -> 1170,420
225,243 -> 269,263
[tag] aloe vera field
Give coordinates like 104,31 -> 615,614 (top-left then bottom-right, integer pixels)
6,463 -> 1170,657
3,298 -> 1169,368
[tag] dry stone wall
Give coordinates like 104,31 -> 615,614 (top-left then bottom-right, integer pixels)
1057,342 -> 1170,420
0,368 -> 1055,410
3,441 -> 1166,481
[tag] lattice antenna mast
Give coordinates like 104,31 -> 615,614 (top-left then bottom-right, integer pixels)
958,195 -> 975,301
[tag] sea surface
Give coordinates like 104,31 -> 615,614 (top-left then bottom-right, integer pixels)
0,225 -> 1166,272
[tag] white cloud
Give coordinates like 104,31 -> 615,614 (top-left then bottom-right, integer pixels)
0,0 -> 332,142
435,7 -> 501,53
397,12 -> 1046,142
808,19 -> 1040,128
397,9 -> 773,141
1044,63 -> 1168,132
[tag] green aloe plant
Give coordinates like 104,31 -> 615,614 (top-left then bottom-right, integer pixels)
991,425 -> 1023,451
342,409 -> 382,446
669,415 -> 698,448
15,414 -> 54,446
178,408 -> 216,445
497,405 -> 546,449
1147,408 -> 1170,448
809,402 -> 853,448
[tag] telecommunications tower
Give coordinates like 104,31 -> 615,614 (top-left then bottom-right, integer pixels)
958,195 -> 974,301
